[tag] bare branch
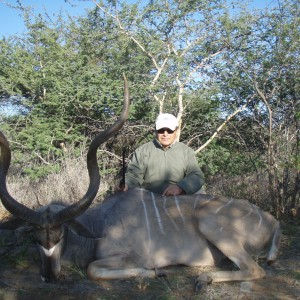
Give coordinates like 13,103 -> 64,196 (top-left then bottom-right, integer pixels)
184,48 -> 226,86
34,151 -> 50,165
98,149 -> 125,162
195,98 -> 254,153
92,0 -> 170,78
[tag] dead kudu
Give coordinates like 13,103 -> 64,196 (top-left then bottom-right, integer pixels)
0,87 -> 280,291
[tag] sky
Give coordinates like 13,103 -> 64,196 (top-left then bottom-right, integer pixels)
0,0 -> 95,37
0,0 -> 277,38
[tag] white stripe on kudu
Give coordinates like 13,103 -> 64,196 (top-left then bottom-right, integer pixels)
163,196 -> 179,230
252,204 -> 263,228
215,198 -> 233,214
174,195 -> 185,223
151,192 -> 165,234
140,189 -> 151,243
193,194 -> 214,209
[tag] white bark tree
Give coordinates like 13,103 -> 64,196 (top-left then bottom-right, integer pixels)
91,0 -> 249,145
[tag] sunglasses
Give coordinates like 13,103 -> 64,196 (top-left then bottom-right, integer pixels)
157,128 -> 175,134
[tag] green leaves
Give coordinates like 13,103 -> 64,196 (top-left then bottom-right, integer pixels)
0,1 -> 298,215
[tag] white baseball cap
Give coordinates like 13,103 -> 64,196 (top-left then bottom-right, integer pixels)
155,113 -> 178,131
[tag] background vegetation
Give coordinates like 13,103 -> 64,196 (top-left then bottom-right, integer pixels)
0,0 -> 299,220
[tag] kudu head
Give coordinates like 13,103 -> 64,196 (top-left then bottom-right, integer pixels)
0,75 -> 129,281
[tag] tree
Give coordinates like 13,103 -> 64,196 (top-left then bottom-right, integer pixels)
0,0 -> 298,217
215,0 -> 300,216
91,0 -> 252,144
0,11 -> 132,177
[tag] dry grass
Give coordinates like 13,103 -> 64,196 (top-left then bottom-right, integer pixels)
2,159 -> 297,220
3,154 -> 118,213
0,202 -> 10,220
0,250 -> 299,299
206,172 -> 277,213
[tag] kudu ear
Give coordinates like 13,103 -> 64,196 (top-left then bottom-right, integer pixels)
0,216 -> 27,230
66,220 -> 97,239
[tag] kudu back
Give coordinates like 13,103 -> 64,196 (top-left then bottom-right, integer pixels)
0,80 -> 280,289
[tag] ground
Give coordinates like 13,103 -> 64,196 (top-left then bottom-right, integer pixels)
0,224 -> 299,300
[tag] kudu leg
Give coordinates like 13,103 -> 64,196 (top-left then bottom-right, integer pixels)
195,219 -> 266,287
87,255 -> 156,280
266,222 -> 281,264
196,250 -> 266,285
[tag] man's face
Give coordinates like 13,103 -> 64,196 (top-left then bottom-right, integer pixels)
156,128 -> 177,148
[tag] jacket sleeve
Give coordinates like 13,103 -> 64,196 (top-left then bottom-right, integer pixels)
177,149 -> 205,194
125,147 -> 145,188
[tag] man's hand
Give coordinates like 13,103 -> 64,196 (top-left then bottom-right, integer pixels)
163,184 -> 184,196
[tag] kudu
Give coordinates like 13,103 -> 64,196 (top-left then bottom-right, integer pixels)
0,83 -> 280,290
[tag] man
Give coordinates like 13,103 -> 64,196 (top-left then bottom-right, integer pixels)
121,113 -> 205,196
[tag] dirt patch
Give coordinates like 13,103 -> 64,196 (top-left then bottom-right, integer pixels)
0,225 -> 299,300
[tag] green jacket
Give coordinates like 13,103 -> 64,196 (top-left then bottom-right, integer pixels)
125,139 -> 204,194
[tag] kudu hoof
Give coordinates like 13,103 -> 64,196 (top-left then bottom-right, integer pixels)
155,268 -> 167,277
194,275 -> 212,292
